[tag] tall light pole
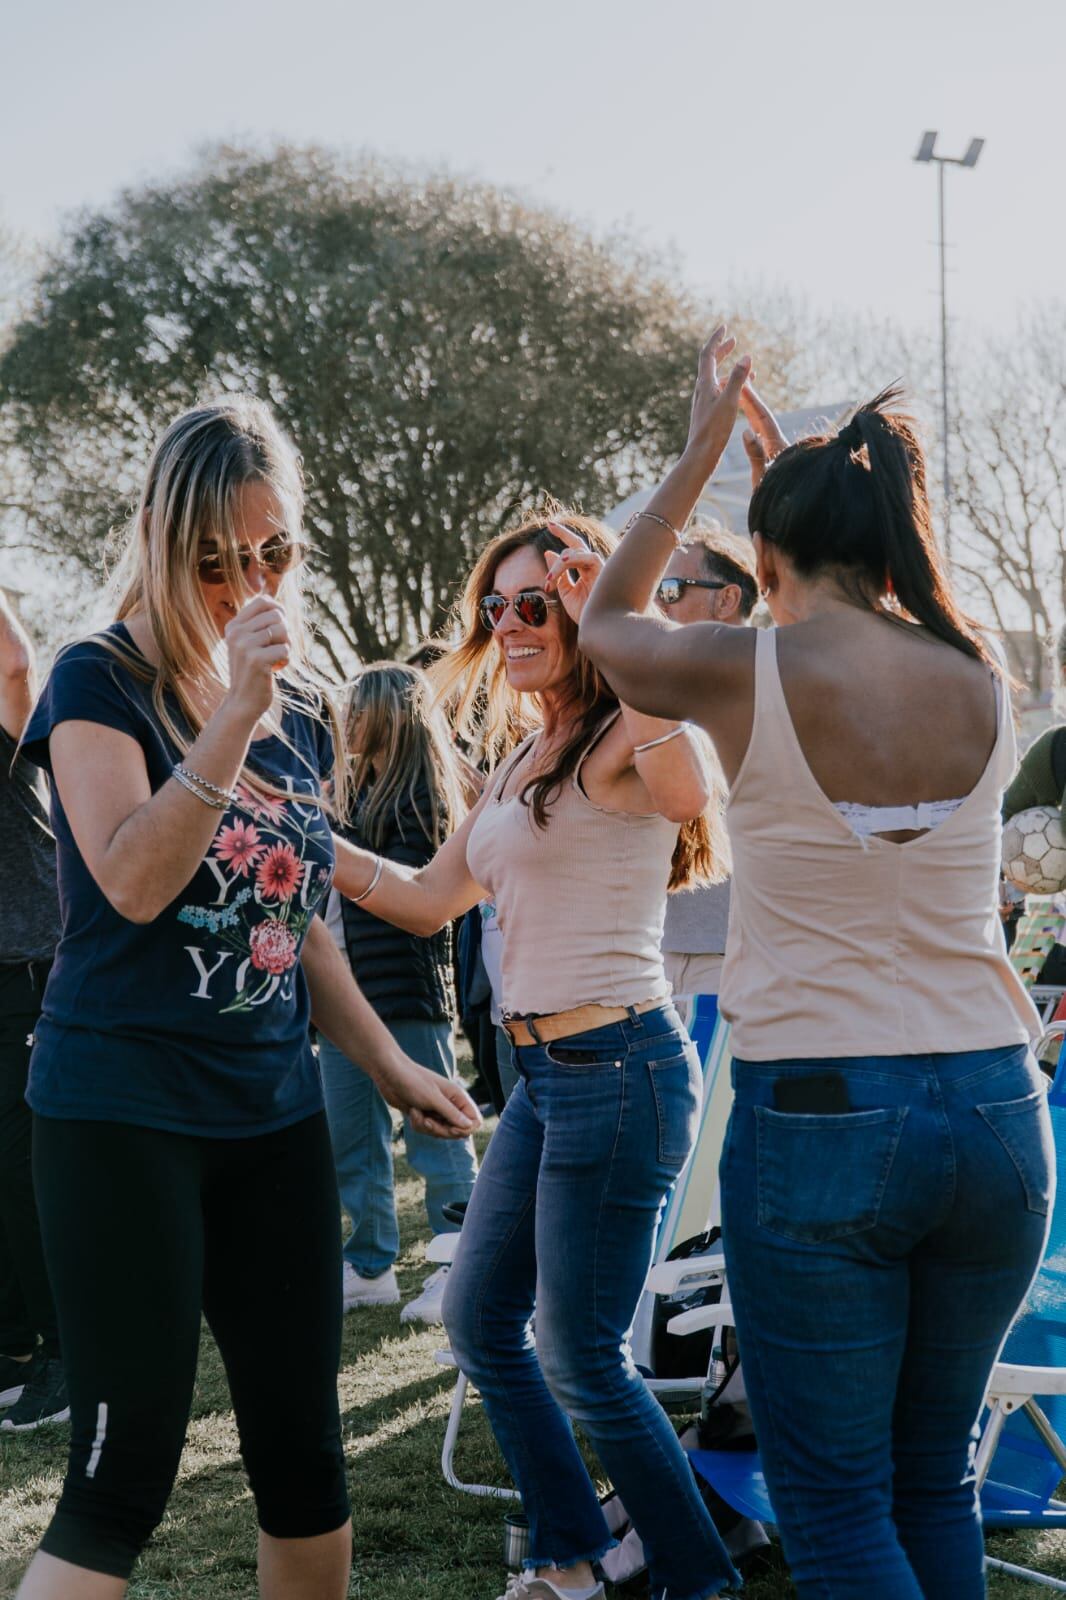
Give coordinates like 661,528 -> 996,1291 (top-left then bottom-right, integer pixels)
914,131 -> 984,562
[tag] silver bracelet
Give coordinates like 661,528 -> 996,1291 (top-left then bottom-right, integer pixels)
171,765 -> 229,811
350,855 -> 384,904
622,510 -> 686,548
633,724 -> 690,754
174,764 -> 237,807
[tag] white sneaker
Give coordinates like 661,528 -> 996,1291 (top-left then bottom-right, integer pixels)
342,1262 -> 400,1310
400,1264 -> 450,1325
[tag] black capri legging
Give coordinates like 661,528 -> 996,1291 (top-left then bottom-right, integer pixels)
32,1109 -> 350,1580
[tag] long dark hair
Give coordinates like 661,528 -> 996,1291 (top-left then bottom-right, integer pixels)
748,388 -> 992,665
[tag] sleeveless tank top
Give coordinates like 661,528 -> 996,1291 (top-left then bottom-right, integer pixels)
719,628 -> 1040,1060
465,712 -> 678,1017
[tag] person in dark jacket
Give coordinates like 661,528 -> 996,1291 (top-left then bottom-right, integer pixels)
320,662 -> 478,1323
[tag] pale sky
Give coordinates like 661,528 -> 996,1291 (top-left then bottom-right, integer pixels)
3,0 -> 1063,343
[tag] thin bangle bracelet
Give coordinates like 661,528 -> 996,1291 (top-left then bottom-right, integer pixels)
350,856 -> 384,903
633,724 -> 689,754
622,510 -> 686,548
174,764 -> 237,807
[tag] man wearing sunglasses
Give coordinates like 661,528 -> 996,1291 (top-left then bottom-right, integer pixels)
656,524 -> 758,1000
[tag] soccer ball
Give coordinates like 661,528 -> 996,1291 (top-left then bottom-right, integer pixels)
1002,806 -> 1066,896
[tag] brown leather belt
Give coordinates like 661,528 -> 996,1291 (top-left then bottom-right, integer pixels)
501,997 -> 664,1048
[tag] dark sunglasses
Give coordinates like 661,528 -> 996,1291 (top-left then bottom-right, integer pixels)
479,588 -> 562,631
196,539 -> 310,585
656,576 -> 729,606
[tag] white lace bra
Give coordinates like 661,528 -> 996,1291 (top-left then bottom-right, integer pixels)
834,797 -> 966,839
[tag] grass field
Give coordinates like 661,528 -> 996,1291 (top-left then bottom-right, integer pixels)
1,1131 -> 1064,1599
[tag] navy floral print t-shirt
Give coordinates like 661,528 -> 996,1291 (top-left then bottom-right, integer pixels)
20,623 -> 335,1137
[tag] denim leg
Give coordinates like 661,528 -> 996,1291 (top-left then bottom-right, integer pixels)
318,1035 -> 398,1278
890,1054 -> 1053,1598
442,1076 -> 615,1572
393,1020 -> 478,1234
531,1028 -> 739,1600
496,1025 -> 519,1103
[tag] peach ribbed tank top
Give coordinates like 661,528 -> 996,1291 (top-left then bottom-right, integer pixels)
465,712 -> 677,1018
719,628 -> 1040,1061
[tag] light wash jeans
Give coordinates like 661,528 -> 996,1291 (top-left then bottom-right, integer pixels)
319,1019 -> 478,1279
720,1044 -> 1055,1599
442,1004 -> 740,1600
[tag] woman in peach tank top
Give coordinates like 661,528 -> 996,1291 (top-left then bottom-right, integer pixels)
581,328 -> 1053,1600
333,512 -> 741,1599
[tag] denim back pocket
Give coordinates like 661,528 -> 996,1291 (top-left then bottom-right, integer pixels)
976,1089 -> 1053,1217
647,1049 -> 703,1169
755,1104 -> 908,1243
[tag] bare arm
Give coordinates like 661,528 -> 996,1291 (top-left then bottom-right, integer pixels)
617,703 -> 713,823
332,787 -> 491,936
579,328 -> 756,729
50,595 -> 290,924
300,915 -> 480,1137
0,590 -> 35,741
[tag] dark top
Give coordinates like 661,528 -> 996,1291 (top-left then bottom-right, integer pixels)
20,624 -> 335,1137
0,725 -> 62,963
337,779 -> 454,1023
1003,724 -> 1066,828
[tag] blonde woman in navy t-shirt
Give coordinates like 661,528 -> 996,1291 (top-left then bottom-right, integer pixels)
14,400 -> 480,1600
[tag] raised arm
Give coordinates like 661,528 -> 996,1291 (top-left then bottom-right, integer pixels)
51,596 -> 290,924
578,327 -> 757,730
0,588 -> 36,741
332,784 -> 491,935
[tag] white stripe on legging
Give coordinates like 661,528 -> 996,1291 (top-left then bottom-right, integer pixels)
86,1402 -> 108,1479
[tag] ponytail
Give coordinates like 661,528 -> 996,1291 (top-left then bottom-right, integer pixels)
748,387 -> 993,667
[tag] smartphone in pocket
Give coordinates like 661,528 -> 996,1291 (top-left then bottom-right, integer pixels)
772,1072 -> 851,1115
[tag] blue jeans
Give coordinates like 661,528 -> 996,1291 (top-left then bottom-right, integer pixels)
720,1045 -> 1055,1600
319,1020 -> 478,1278
442,1005 -> 740,1600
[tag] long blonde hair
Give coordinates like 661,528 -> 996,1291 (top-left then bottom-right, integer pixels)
104,398 -> 348,814
430,505 -> 729,890
342,661 -> 467,850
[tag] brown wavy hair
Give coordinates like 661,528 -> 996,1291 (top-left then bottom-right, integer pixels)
430,504 -> 728,890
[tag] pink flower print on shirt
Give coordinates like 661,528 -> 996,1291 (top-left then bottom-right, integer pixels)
256,842 -> 304,902
249,918 -> 298,975
235,783 -> 287,826
212,819 -> 266,879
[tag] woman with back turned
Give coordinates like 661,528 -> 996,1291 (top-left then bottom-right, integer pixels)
579,327 -> 1051,1600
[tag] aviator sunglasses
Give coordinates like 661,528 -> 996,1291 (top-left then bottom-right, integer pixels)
196,538 -> 310,585
656,576 -> 729,606
478,588 -> 562,631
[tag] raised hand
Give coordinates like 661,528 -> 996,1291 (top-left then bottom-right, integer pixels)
543,521 -> 605,623
379,1056 -> 483,1140
223,594 -> 290,721
683,325 -> 752,474
740,381 -> 790,490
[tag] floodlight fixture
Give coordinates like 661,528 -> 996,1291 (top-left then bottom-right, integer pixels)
912,131 -> 986,560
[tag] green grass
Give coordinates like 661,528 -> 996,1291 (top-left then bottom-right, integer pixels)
1,1129 -> 1064,1598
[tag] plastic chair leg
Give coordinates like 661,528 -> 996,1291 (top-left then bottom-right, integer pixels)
440,1369 -> 521,1501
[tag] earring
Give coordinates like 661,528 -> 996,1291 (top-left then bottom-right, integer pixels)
759,585 -> 771,600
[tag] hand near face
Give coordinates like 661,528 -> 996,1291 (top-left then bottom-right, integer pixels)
543,521 -> 605,624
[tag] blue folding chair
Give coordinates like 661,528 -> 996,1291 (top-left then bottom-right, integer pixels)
978,1026 -> 1066,1590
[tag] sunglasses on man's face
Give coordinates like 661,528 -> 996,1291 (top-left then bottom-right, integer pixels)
478,588 -> 562,631
196,539 -> 310,585
656,577 -> 729,607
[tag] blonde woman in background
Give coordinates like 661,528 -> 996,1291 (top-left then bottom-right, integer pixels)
321,662 -> 479,1324
14,399 -> 479,1600
334,512 -> 740,1600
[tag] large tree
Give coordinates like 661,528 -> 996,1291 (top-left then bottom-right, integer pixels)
0,147 -> 720,668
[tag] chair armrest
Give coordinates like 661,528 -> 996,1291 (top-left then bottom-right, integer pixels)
427,1233 -> 462,1265
988,1362 -> 1066,1399
645,1253 -> 726,1296
667,1302 -> 735,1336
